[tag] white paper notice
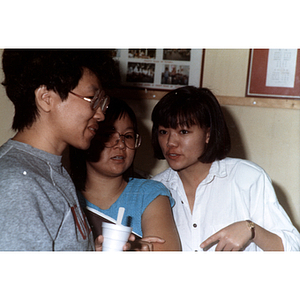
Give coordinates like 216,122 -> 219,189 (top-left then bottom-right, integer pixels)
266,49 -> 297,88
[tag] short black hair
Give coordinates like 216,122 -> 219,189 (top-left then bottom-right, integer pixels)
69,97 -> 139,191
151,86 -> 231,163
2,49 -> 120,131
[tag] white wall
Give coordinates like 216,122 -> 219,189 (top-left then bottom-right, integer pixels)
0,49 -> 14,145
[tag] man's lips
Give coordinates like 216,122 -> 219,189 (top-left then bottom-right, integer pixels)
88,124 -> 98,135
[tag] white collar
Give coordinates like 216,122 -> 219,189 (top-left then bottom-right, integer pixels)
166,159 -> 228,189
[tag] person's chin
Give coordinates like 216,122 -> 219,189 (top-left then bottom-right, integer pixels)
74,139 -> 91,151
167,161 -> 185,172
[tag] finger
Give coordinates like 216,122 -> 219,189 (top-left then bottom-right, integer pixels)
123,242 -> 132,251
222,243 -> 235,251
215,240 -> 227,251
128,234 -> 136,242
94,235 -> 104,251
139,241 -> 153,251
142,236 -> 165,244
200,233 -> 219,249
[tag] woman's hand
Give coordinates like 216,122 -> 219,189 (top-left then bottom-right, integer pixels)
200,221 -> 253,251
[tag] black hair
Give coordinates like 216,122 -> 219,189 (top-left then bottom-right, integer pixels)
2,49 -> 120,131
69,97 -> 139,191
151,86 -> 231,163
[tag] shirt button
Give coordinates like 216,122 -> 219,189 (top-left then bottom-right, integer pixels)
181,201 -> 184,204
193,223 -> 197,228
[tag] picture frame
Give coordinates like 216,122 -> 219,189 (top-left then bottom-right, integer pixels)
247,49 -> 300,99
112,49 -> 203,90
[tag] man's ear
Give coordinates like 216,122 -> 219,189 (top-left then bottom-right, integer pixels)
35,85 -> 52,112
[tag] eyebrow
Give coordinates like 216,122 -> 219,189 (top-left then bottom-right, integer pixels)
117,127 -> 135,132
85,83 -> 100,93
112,124 -> 135,132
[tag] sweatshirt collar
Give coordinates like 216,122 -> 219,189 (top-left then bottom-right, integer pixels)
8,139 -> 62,166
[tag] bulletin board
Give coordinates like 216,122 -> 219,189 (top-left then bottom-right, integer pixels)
247,49 -> 300,99
109,49 -> 300,110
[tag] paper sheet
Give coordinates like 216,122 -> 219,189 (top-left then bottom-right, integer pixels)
266,49 -> 297,88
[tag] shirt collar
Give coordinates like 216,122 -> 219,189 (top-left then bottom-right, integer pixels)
209,159 -> 227,178
165,159 -> 228,189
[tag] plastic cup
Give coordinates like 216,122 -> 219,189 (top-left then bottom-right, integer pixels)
102,222 -> 132,252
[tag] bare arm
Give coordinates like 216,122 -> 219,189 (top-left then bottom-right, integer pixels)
141,195 -> 182,251
200,221 -> 284,251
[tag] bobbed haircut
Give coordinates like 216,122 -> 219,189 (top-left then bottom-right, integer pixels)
151,86 -> 231,163
69,97 -> 139,191
2,49 -> 120,131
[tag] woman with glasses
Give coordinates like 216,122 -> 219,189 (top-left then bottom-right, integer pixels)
70,98 -> 181,251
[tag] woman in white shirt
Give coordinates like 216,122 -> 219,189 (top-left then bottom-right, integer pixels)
151,86 -> 300,251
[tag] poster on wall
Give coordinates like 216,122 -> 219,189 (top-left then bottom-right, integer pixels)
112,49 -> 203,90
247,49 -> 300,99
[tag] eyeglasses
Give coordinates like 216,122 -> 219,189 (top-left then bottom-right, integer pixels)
103,131 -> 141,150
69,89 -> 110,112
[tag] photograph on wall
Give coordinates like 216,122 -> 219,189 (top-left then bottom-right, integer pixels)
161,64 -> 189,85
126,62 -> 155,83
163,49 -> 191,61
247,49 -> 300,99
114,49 -> 203,90
128,49 -> 156,59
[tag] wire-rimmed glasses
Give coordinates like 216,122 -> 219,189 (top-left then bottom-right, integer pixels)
69,89 -> 110,112
103,131 -> 141,150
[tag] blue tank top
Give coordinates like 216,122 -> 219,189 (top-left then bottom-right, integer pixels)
80,178 -> 174,237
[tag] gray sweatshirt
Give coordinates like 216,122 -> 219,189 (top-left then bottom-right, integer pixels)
0,139 -> 94,251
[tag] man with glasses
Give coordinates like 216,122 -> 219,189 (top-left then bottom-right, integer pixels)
0,49 -> 117,250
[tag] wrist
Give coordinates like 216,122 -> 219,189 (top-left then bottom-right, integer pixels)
246,220 -> 255,240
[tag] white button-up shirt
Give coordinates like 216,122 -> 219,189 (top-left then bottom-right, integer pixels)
152,157 -> 300,251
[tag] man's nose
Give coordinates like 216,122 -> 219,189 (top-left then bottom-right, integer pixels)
93,106 -> 105,122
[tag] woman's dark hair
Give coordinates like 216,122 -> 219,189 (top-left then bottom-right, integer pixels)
2,49 -> 120,131
70,97 -> 139,191
151,86 -> 231,163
